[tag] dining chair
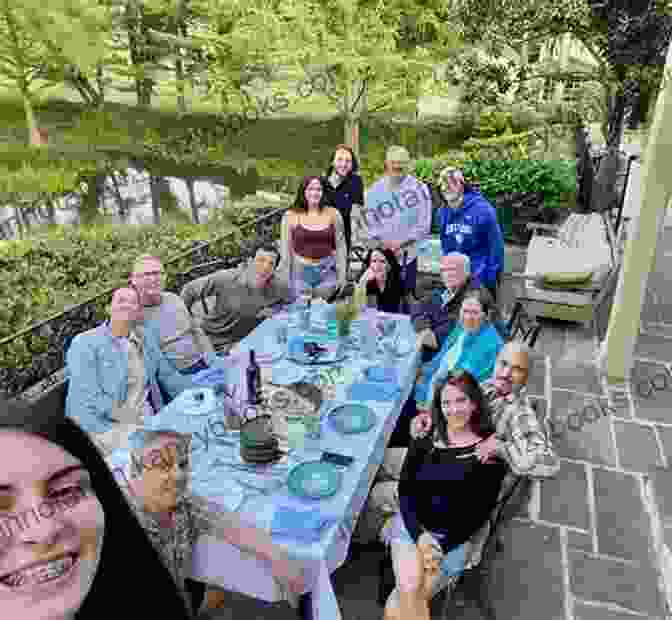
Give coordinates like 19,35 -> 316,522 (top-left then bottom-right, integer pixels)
377,469 -> 530,620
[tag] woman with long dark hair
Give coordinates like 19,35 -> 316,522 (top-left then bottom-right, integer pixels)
355,248 -> 407,314
322,144 -> 364,254
277,175 -> 347,301
380,371 -> 507,620
0,397 -> 192,620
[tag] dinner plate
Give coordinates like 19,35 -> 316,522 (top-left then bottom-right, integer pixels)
328,403 -> 377,434
287,460 -> 342,499
174,388 -> 218,415
271,365 -> 306,385
288,346 -> 347,366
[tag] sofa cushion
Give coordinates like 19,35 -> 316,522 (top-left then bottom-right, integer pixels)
541,271 -> 594,286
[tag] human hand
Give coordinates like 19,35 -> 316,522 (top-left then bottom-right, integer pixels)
270,556 -> 305,596
417,532 -> 442,572
410,411 -> 432,439
257,307 -> 275,319
475,433 -> 499,463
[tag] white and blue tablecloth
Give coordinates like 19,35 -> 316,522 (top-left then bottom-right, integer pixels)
106,312 -> 421,620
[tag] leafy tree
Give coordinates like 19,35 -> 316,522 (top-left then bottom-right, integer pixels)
229,0 -> 463,156
451,0 -> 672,148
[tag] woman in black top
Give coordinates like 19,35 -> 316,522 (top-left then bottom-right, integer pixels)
381,370 -> 507,620
322,144 -> 364,254
0,397 -> 192,620
355,248 -> 407,314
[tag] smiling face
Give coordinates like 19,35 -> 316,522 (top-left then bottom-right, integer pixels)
333,149 -> 353,177
0,431 -> 104,619
385,158 -> 408,178
493,347 -> 530,396
253,250 -> 277,287
440,383 -> 476,433
440,255 -> 468,290
130,258 -> 164,307
304,179 -> 323,207
132,436 -> 189,515
110,287 -> 141,323
460,297 -> 484,333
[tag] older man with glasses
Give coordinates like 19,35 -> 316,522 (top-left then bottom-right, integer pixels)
354,342 -> 559,546
130,254 -> 216,376
352,146 -> 432,296
437,166 -> 504,303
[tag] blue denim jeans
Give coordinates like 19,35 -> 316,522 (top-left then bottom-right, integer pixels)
387,514 -> 466,578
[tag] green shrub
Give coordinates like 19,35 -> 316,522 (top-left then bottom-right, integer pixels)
0,202 -> 282,369
416,157 -> 576,211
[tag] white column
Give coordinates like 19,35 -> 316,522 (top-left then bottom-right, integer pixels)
601,41 -> 672,383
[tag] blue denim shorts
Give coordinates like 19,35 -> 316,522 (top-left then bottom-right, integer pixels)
386,514 -> 466,578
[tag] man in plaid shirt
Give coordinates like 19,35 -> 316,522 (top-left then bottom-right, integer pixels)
356,342 -> 559,544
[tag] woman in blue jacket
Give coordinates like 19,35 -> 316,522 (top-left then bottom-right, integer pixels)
322,144 -> 364,254
65,286 -> 193,452
437,167 -> 504,302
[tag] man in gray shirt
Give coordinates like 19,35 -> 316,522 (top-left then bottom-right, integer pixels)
131,254 -> 216,375
181,245 -> 292,352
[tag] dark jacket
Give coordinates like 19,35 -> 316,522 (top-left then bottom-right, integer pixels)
322,152 -> 364,251
439,189 -> 504,289
410,276 -> 482,347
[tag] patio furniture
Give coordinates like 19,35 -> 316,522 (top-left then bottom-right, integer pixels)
377,468 -> 530,619
106,312 -> 423,620
511,212 -> 621,337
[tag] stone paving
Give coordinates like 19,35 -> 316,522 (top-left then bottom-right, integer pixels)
200,238 -> 672,620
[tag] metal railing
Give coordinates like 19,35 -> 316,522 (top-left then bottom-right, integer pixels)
1,204 -> 287,400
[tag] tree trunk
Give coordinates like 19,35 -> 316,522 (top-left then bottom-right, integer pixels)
80,174 -> 104,225
186,177 -> 199,223
44,194 -> 56,224
149,174 -> 162,224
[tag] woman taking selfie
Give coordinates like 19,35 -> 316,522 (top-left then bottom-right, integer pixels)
381,371 -> 507,620
277,176 -> 348,301
321,144 -> 364,254
0,397 -> 191,620
355,248 -> 406,314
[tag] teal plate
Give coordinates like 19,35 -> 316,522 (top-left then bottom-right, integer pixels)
328,403 -> 377,434
287,460 -> 342,499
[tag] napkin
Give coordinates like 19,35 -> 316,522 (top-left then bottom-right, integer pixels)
348,381 -> 401,402
365,367 -> 398,383
288,335 -> 306,357
271,506 -> 339,543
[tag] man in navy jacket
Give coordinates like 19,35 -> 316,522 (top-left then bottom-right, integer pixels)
437,167 -> 504,302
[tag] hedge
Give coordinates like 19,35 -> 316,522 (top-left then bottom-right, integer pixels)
0,202 -> 283,369
414,157 -> 576,211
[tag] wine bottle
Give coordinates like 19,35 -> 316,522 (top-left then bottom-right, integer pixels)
400,251 -> 410,314
246,350 -> 262,404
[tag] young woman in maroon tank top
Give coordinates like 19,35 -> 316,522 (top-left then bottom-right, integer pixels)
277,176 -> 347,301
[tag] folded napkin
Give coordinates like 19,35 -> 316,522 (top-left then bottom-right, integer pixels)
192,366 -> 231,386
271,506 -> 339,543
365,367 -> 398,383
348,381 -> 401,402
288,335 -> 306,357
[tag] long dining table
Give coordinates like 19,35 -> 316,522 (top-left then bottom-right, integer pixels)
108,308 -> 422,620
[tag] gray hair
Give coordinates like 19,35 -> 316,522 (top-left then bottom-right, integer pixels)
499,341 -> 532,359
128,430 -> 190,479
443,252 -> 470,275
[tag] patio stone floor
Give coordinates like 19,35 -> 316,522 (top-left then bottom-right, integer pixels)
200,242 -> 672,620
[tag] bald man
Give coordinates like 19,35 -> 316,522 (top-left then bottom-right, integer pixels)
355,342 -> 559,545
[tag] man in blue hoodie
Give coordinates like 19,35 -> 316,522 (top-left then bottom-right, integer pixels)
437,167 -> 504,302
